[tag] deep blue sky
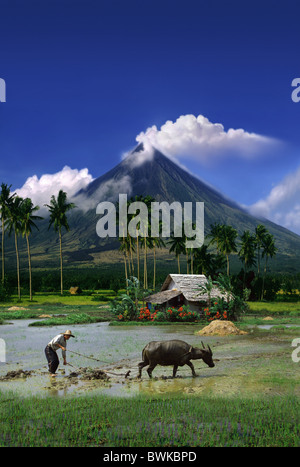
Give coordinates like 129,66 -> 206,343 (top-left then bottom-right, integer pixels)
1,0 -> 300,231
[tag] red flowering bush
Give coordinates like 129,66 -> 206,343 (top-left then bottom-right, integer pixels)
166,306 -> 199,322
117,305 -> 200,323
138,307 -> 158,322
204,298 -> 229,322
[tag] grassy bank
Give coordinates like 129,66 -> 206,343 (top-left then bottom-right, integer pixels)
0,392 -> 298,447
1,301 -> 300,328
247,301 -> 300,315
0,290 -> 118,308
0,305 -> 114,324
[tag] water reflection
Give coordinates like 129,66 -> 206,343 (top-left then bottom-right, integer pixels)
0,319 -> 216,398
2,318 -> 292,398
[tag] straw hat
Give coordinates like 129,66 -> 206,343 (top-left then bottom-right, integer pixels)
62,330 -> 75,337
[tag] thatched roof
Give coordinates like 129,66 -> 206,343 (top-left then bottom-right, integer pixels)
161,274 -> 207,301
146,274 -> 225,304
144,289 -> 182,305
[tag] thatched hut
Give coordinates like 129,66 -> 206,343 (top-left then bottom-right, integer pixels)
145,274 -> 224,312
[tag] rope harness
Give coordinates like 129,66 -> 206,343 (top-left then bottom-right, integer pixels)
67,349 -> 111,364
66,349 -> 131,378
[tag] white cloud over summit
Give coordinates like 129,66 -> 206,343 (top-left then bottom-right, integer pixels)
14,114 -> 286,228
15,166 -> 94,214
135,114 -> 277,164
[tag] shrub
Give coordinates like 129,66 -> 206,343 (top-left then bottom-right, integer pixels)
138,307 -> 158,322
110,294 -> 137,321
152,311 -> 165,322
204,294 -> 247,322
165,305 -> 200,323
0,279 -> 11,302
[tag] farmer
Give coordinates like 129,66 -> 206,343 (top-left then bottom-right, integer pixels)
45,330 -> 75,376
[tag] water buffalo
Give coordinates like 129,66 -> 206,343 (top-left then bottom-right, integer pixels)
138,339 -> 214,378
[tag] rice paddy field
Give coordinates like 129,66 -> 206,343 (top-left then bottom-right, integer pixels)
0,392 -> 298,447
0,297 -> 299,447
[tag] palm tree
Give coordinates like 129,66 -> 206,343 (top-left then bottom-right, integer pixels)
238,230 -> 256,288
196,275 -> 214,307
193,244 -> 226,276
128,195 -> 144,283
119,235 -> 130,291
116,198 -> 132,285
143,235 -> 153,290
187,246 -> 194,274
261,233 -> 277,299
0,183 -> 15,282
193,244 -> 215,275
45,190 -> 76,295
208,223 -> 224,254
141,195 -> 155,290
214,274 -> 234,303
6,196 -> 24,300
21,198 -> 43,301
152,230 -> 165,290
255,224 -> 268,276
218,225 -> 238,276
185,222 -> 197,274
168,235 -> 185,273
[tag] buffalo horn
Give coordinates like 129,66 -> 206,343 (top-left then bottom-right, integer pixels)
201,341 -> 206,349
208,344 -> 212,355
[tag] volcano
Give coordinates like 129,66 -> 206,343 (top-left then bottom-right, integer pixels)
13,144 -> 300,272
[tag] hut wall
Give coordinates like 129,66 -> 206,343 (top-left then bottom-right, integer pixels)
184,299 -> 201,312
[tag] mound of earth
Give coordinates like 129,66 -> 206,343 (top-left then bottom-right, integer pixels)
263,316 -> 274,320
80,368 -> 110,381
196,320 -> 248,336
7,306 -> 28,311
0,369 -> 33,380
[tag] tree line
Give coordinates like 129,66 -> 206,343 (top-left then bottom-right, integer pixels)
0,183 -> 75,300
0,185 -> 277,300
117,196 -> 277,297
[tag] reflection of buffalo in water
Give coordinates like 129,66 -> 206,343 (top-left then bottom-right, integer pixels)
138,339 -> 214,379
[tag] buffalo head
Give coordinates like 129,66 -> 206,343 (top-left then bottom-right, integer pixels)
191,341 -> 215,367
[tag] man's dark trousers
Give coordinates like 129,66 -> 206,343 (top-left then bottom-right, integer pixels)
45,345 -> 59,374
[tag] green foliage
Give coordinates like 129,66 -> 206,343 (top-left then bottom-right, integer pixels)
200,274 -> 248,322
205,294 -> 247,322
0,278 -> 11,302
110,290 -> 138,321
152,311 -> 165,322
0,393 -> 298,447
45,190 -> 76,234
110,276 -> 154,321
165,305 -> 200,322
29,313 -> 101,327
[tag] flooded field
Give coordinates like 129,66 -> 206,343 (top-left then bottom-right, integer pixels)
0,319 -> 299,398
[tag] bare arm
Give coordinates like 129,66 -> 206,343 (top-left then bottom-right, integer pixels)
57,344 -> 67,363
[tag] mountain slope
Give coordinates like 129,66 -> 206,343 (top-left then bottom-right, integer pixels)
8,144 -> 300,273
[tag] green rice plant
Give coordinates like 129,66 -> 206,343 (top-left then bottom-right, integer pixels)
28,312 -> 102,327
0,393 -> 299,447
248,301 -> 300,315
0,310 -> 38,320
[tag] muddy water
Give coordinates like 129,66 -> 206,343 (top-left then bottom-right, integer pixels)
0,319 -> 298,398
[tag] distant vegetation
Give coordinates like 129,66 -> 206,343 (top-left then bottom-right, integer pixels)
1,184 -> 298,306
